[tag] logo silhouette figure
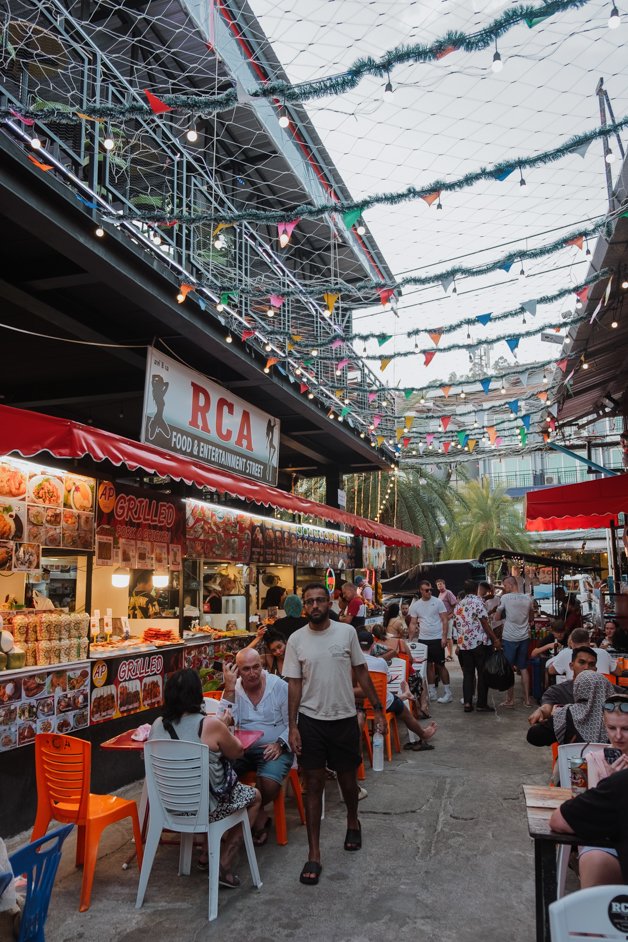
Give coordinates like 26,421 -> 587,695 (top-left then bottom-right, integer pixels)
147,374 -> 171,442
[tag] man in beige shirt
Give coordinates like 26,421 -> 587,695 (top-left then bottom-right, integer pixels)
284,583 -> 385,886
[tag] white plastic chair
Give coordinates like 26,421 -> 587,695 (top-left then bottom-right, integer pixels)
555,742 -> 607,898
136,740 -> 262,921
407,642 -> 428,683
550,885 -> 628,940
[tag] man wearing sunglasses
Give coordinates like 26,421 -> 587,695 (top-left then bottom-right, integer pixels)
284,583 -> 386,887
550,695 -> 628,886
408,580 -> 452,704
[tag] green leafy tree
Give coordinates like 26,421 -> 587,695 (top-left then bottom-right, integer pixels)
442,476 -> 533,560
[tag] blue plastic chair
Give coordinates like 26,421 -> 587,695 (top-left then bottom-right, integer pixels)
9,824 -> 74,942
0,871 -> 13,898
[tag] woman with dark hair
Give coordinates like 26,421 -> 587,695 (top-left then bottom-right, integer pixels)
261,629 -> 288,678
150,668 -> 261,885
383,602 -> 400,629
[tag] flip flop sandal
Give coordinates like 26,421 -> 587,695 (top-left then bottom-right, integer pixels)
344,822 -> 362,851
411,741 -> 434,751
253,818 -> 272,846
300,861 -> 323,885
219,870 -> 241,888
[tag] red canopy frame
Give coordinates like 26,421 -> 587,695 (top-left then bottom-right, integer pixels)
0,405 -> 422,548
525,474 -> 628,532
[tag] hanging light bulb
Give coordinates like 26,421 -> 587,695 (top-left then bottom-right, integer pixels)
95,226 -> 105,238
186,125 -> 198,143
278,112 -> 290,129
216,301 -> 224,312
226,332 -> 233,343
30,135 -> 42,149
522,314 -> 527,325
452,280 -> 457,294
519,167 -> 526,187
575,297 -> 583,309
214,234 -> 226,250
176,291 -> 185,303
500,383 -> 506,394
585,239 -> 591,256
103,134 -> 115,151
295,367 -> 302,376
265,342 -> 272,352
362,344 -> 367,354
491,44 -> 503,73
519,263 -> 525,277
307,392 -> 314,399
384,71 -> 393,93
279,231 -> 290,249
357,221 -> 366,235
582,359 -> 589,370
420,395 -> 425,404
466,327 -> 471,340
311,348 -> 318,357
414,338 -> 419,350
609,3 -> 621,27
263,366 -> 270,374
436,198 -> 442,210
622,279 -> 628,289
152,233 -> 162,246
460,390 -> 466,399
605,147 -> 616,164
612,319 -> 618,328
543,371 -> 548,384
267,307 -> 275,317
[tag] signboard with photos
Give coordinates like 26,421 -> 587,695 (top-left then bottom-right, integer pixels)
0,662 -> 90,752
89,647 -> 184,726
95,480 -> 184,571
0,457 -> 96,573
141,347 -> 280,486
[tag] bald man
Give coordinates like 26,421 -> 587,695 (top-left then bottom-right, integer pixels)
221,648 -> 292,844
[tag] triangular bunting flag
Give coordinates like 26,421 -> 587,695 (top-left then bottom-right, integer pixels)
572,140 -> 592,158
380,358 -> 392,372
270,294 -> 285,308
372,415 -> 382,429
495,436 -> 503,447
402,436 -> 410,447
396,428 -> 404,442
368,392 -> 378,403
543,431 -> 550,442
522,414 -> 531,431
379,289 -> 395,307
605,278 -> 613,305
286,341 -> 295,352
526,13 -> 551,26
28,154 -> 54,171
340,406 -> 351,418
520,370 -> 530,387
556,359 -> 568,373
443,442 -> 452,455
590,299 -> 602,324
494,168 -> 514,181
480,378 -> 491,394
299,383 -> 308,394
440,275 -> 453,294
467,439 -> 477,453
475,313 -> 492,326
434,45 -> 456,59
519,428 -> 528,445
404,389 -> 413,400
522,300 -> 537,317
441,385 -> 452,398
241,329 -> 255,341
323,292 -> 340,314
404,416 -> 414,430
76,194 -> 100,209
487,426 -> 497,444
500,261 -> 513,273
506,337 -> 520,355
377,335 -> 393,347
421,191 -> 441,206
441,416 -> 452,432
336,358 -> 349,370
566,235 -> 584,251
265,357 -> 279,370
424,351 -> 436,367
177,283 -> 195,303
331,338 -> 343,349
549,418 -> 556,432
428,330 -> 443,347
575,285 -> 590,304
342,207 -> 362,229
537,391 -> 548,402
144,89 -> 172,114
376,436 -> 385,447
507,399 -> 520,415
457,431 -> 467,447
426,434 -> 435,446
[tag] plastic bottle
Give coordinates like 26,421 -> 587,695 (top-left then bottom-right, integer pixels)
372,731 -> 384,772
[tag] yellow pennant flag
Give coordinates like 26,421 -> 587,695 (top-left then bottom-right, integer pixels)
376,435 -> 385,447
396,428 -> 404,442
286,341 -> 295,352
467,439 -> 477,453
292,334 -> 303,342
76,112 -> 104,123
380,357 -> 392,372
323,292 -> 340,314
441,385 -> 452,398
404,415 -> 414,430
212,222 -> 234,238
487,426 -> 497,444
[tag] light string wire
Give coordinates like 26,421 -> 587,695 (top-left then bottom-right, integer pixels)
100,116 -> 628,229
0,0 -> 594,122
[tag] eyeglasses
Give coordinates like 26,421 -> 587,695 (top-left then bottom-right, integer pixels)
303,597 -> 329,606
603,701 -> 628,714
421,587 -> 432,593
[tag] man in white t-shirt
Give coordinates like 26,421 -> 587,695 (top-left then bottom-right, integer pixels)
496,575 -> 533,707
547,626 -> 612,681
284,583 -> 385,886
408,580 -> 452,704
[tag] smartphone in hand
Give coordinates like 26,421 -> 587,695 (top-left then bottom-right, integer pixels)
604,747 -> 622,765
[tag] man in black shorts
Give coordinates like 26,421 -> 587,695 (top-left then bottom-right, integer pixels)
284,583 -> 385,886
408,580 -> 453,704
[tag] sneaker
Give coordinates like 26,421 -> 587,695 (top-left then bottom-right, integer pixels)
428,686 -> 437,701
357,786 -> 368,801
437,691 -> 453,704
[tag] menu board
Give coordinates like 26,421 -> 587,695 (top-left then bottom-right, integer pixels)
89,646 -> 184,725
0,458 -> 95,571
0,662 -> 90,752
185,500 -> 355,569
95,481 -> 185,571
361,538 -> 387,570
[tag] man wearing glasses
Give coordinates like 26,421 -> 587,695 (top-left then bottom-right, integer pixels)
284,583 -> 386,887
408,580 -> 453,704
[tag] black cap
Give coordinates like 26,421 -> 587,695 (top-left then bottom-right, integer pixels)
357,629 -> 374,648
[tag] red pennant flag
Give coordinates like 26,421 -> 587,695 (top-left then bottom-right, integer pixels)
299,383 -> 308,394
543,432 -> 549,442
575,285 -> 590,303
434,45 -> 456,60
379,288 -> 395,307
424,351 -> 436,367
28,154 -> 53,171
556,359 -> 568,372
241,329 -> 255,341
420,191 -> 441,207
157,220 -> 178,228
144,89 -> 173,114
443,442 -> 452,454
441,416 -> 452,432
566,235 -> 584,251
402,437 -> 410,447
549,418 -> 556,431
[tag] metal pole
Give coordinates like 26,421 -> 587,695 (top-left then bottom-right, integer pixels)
547,442 -> 617,476
609,520 -> 621,590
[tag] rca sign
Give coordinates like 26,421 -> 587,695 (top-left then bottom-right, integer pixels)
141,347 -> 280,485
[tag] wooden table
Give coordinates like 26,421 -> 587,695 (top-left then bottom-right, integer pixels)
523,784 -> 617,942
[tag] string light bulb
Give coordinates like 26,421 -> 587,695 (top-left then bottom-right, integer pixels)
311,349 -> 318,357
103,135 -> 115,151
605,147 -> 616,164
216,301 -> 224,312
609,3 -> 621,28
582,359 -> 589,370
265,342 -> 272,352
31,136 -> 42,149
95,226 -> 105,238
384,71 -> 393,93
519,167 -> 526,187
500,383 -> 506,394
611,319 -> 618,328
543,371 -> 548,384
357,221 -> 366,235
278,112 -> 290,129
186,125 -> 198,143
226,332 -> 233,343
491,47 -> 503,73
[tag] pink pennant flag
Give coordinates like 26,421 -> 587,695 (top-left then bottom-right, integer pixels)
424,351 -> 436,367
575,285 -> 590,304
336,358 -> 349,370
9,109 -> 35,126
549,418 -> 556,431
426,434 -> 435,445
368,392 -> 378,403
495,436 -> 503,447
441,416 -> 452,432
556,359 -> 568,373
331,338 -> 343,349
372,414 -> 382,429
269,294 -> 285,308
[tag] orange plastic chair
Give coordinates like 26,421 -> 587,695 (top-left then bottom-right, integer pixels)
203,691 -> 223,700
31,733 -> 143,912
362,671 -> 401,763
240,767 -> 305,846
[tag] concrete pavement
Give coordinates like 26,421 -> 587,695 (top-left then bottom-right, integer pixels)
8,669 -> 557,942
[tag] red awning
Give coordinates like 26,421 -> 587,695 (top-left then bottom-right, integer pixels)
0,405 -> 422,548
525,474 -> 628,532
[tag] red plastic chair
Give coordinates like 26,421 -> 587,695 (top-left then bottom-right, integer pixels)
31,734 -> 143,911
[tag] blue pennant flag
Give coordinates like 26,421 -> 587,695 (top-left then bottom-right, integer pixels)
480,378 -> 491,394
475,313 -> 492,326
500,262 -> 513,273
76,194 -> 100,209
507,399 -> 519,415
197,298 -> 206,311
506,337 -> 520,354
494,168 -> 515,181
522,414 -> 531,431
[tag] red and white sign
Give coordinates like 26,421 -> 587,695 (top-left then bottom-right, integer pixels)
141,347 -> 280,485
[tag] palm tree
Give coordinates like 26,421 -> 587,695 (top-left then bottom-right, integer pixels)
442,476 -> 533,560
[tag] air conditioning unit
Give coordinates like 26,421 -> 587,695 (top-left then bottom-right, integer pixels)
545,475 -> 555,484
